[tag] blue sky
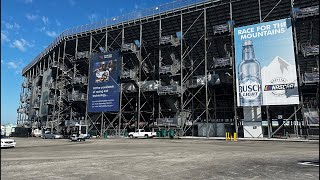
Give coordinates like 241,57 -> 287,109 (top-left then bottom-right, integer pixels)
1,0 -> 175,125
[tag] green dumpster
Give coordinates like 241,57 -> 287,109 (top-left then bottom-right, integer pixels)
89,130 -> 98,136
104,132 -> 108,139
169,130 -> 174,139
156,131 -> 160,137
162,130 -> 167,137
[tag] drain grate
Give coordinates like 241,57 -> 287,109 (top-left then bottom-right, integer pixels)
298,161 -> 319,167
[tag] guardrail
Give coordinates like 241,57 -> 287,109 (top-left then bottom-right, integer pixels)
22,0 -> 210,74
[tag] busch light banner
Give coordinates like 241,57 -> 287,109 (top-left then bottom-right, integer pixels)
234,18 -> 299,106
87,50 -> 121,112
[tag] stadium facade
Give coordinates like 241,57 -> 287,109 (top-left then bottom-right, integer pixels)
17,0 -> 319,138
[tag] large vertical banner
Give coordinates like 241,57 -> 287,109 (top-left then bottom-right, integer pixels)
87,50 -> 121,112
303,108 -> 319,126
234,18 -> 299,106
39,69 -> 52,117
29,77 -> 39,118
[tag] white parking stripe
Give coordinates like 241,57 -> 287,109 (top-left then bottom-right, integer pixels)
298,162 -> 319,167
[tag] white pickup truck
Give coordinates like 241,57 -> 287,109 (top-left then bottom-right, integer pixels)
128,129 -> 156,138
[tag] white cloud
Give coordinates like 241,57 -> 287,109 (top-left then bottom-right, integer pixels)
2,21 -> 20,30
10,39 -> 34,52
134,3 -> 145,10
26,14 -> 38,20
42,16 -> 49,25
119,8 -> 124,14
25,0 -> 33,4
46,31 -> 58,38
88,14 -> 98,23
55,20 -> 61,26
5,60 -> 25,74
38,27 -> 46,32
7,61 -> 18,69
1,31 -> 10,42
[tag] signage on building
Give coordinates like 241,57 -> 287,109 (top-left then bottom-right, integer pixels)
303,108 -> 319,126
234,18 -> 299,106
39,69 -> 52,117
87,50 -> 121,112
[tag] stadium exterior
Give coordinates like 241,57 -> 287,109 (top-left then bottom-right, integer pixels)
17,0 -> 319,138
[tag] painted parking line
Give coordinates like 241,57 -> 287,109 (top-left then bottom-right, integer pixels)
298,161 -> 319,167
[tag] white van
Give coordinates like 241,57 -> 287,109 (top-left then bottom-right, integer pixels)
32,129 -> 42,137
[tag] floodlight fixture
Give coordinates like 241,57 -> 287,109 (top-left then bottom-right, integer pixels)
99,47 -> 106,53
170,53 -> 176,61
176,31 -> 182,40
225,72 -> 231,77
134,40 -> 141,48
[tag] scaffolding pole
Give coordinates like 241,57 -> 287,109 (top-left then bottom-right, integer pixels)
119,28 -> 124,136
158,18 -> 162,124
204,8 -> 209,138
258,0 -> 262,22
52,51 -> 58,132
291,0 -> 303,137
267,105 -> 272,138
230,0 -> 238,137
180,13 -> 184,136
137,23 -> 142,130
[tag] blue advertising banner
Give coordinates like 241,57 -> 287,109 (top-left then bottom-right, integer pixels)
234,18 -> 299,106
87,51 -> 121,112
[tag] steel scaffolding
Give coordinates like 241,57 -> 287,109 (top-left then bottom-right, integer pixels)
17,0 -> 319,138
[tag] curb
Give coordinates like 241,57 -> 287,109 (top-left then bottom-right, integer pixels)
178,136 -> 319,142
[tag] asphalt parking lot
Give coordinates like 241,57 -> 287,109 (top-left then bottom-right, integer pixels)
1,138 -> 319,180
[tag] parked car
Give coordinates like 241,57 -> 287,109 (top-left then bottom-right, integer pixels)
42,132 -> 55,139
69,134 -> 85,141
1,135 -> 16,148
53,133 -> 64,139
128,129 -> 156,138
82,133 -> 91,139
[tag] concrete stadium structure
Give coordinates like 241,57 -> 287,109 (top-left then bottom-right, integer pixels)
17,0 -> 319,138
